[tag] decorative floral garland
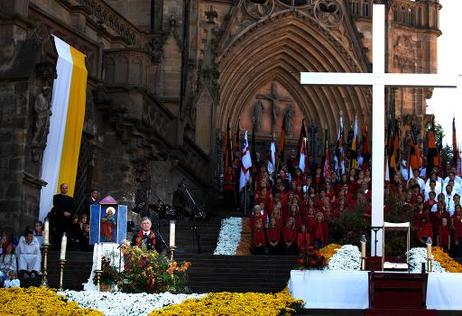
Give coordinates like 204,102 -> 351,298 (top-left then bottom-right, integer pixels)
432,247 -> 462,273
325,245 -> 361,271
213,217 -> 243,255
149,288 -> 302,316
0,288 -> 101,316
319,243 -> 342,262
63,290 -> 205,316
407,248 -> 446,273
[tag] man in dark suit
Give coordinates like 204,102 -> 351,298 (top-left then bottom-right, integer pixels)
131,217 -> 166,253
85,188 -> 99,216
52,183 -> 75,246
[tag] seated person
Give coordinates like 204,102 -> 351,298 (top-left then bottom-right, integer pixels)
33,220 -> 44,247
251,218 -> 266,255
3,271 -> 20,288
0,242 -> 17,284
131,217 -> 166,253
16,230 -> 41,278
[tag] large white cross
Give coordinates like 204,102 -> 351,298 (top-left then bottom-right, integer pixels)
300,4 -> 460,256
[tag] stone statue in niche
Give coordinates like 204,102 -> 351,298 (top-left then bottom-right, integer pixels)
283,104 -> 295,136
251,100 -> 264,132
32,85 -> 52,162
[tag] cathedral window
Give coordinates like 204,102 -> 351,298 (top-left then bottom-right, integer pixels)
362,2 -> 370,17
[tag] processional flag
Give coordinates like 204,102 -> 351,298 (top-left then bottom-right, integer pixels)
323,137 -> 331,178
409,128 -> 421,171
334,113 -> 345,176
349,114 -> 359,170
278,115 -> 286,166
361,122 -> 370,170
223,119 -> 234,177
39,36 -> 88,220
268,140 -> 276,175
453,117 -> 460,168
239,131 -> 253,191
426,118 -> 441,174
297,119 -> 308,172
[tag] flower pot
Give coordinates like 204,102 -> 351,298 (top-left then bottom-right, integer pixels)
100,283 -> 113,292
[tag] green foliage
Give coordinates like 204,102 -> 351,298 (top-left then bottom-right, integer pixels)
118,245 -> 191,294
329,206 -> 368,245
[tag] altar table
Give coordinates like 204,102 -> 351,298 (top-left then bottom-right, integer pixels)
288,270 -> 462,310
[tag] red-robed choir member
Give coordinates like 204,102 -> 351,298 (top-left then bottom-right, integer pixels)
267,217 -> 281,254
252,219 -> 266,255
416,217 -> 433,245
297,225 -> 311,255
314,212 -> 328,249
437,218 -> 451,253
283,217 -> 297,255
453,205 -> 462,256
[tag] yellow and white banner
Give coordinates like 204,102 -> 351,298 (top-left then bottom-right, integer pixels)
39,36 -> 88,220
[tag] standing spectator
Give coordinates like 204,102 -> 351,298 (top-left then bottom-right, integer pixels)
16,230 -> 41,278
33,220 -> 44,247
283,217 -> 297,255
52,183 -> 75,246
85,189 -> 100,216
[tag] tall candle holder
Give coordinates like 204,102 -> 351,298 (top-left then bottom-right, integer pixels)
95,269 -> 102,291
58,259 -> 66,291
169,246 -> 176,262
40,243 -> 50,287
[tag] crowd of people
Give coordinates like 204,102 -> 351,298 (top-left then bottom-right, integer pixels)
248,154 -> 462,258
0,184 -> 97,287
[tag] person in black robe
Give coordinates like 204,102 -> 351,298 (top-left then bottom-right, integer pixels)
51,183 -> 75,247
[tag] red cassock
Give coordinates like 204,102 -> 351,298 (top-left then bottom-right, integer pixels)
417,222 -> 433,241
305,216 -> 317,234
314,222 -> 328,245
438,226 -> 450,247
283,227 -> 297,244
252,229 -> 266,247
431,211 -> 451,229
267,227 -> 281,244
453,215 -> 462,241
297,232 -> 311,253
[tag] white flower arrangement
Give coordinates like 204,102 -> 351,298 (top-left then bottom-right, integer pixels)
325,245 -> 361,271
407,247 -> 446,273
213,217 -> 243,255
61,290 -> 205,316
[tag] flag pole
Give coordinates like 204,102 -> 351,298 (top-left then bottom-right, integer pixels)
244,183 -> 248,216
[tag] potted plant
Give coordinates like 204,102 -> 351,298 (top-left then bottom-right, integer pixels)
93,256 -> 120,291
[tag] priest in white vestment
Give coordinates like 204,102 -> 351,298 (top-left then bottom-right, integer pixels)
15,231 -> 41,275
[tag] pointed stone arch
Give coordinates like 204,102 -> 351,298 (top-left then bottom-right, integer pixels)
217,10 -> 371,142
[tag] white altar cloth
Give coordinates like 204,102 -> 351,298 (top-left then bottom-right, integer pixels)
288,270 -> 462,310
288,270 -> 369,309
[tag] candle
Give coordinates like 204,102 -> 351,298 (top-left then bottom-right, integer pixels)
59,233 -> 67,260
95,244 -> 102,271
426,237 -> 432,258
44,220 -> 49,245
169,220 -> 176,248
360,235 -> 367,270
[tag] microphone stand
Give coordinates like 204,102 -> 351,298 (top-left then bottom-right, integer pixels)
182,182 -> 203,254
